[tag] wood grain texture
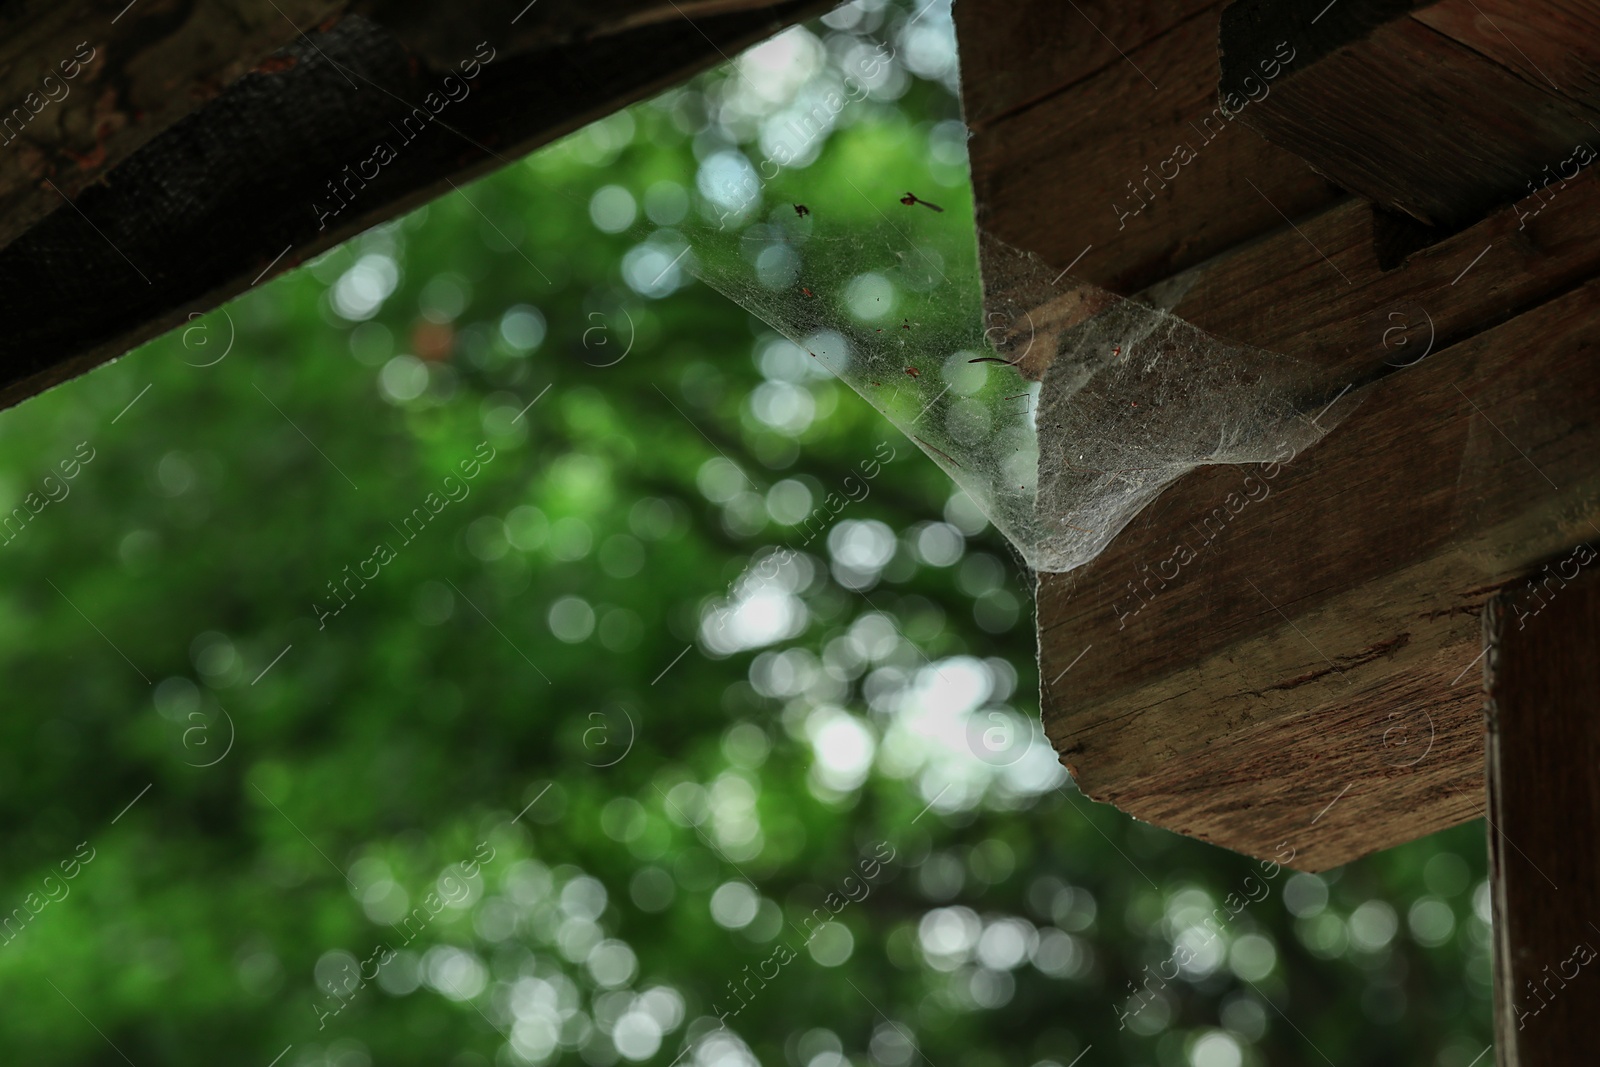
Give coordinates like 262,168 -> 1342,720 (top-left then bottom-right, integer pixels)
1413,0 -> 1600,102
1035,168 -> 1600,701
0,0 -> 345,252
1222,0 -> 1600,228
954,0 -> 1216,129
0,0 -> 794,253
347,0 -> 805,65
960,0 -> 1343,294
1486,564 -> 1600,1064
1038,256 -> 1600,869
0,0 -> 826,413
1166,163 -> 1600,376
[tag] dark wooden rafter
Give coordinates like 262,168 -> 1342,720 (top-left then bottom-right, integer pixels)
1220,0 -> 1600,229
957,0 -> 1345,296
960,0 -> 1600,868
0,0 -> 828,411
1040,243 -> 1600,871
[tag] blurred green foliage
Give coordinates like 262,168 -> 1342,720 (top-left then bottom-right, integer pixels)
0,2 -> 1491,1065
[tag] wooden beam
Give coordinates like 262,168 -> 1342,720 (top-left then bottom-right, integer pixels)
0,0 -> 825,412
948,0 -> 1600,868
1486,561 -> 1600,1062
957,0 -> 1343,295
0,0 -> 344,253
957,0 -> 1217,129
1167,168 -> 1600,381
1035,172 -> 1600,869
1219,0 -> 1600,228
0,0 -> 800,253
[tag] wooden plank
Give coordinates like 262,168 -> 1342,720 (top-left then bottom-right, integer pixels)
1167,161 -> 1600,377
0,0 -> 798,254
977,157 -> 1597,388
0,0 -> 827,412
961,0 -> 1343,294
0,0 -> 343,253
1220,0 -> 1600,228
1414,0 -> 1600,98
954,0 -> 1216,129
1037,218 -> 1600,868
1486,561 -> 1600,1062
1040,172 -> 1600,714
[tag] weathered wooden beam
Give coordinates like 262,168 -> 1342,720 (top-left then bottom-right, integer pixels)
0,0 -> 345,253
1034,172 -> 1600,866
0,0 -> 802,253
1163,168 -> 1600,390
0,0 -> 826,411
957,0 -> 1343,295
1041,278 -> 1600,868
954,0 -> 1600,868
957,0 -> 1216,129
1486,563 -> 1600,1062
1219,0 -> 1600,228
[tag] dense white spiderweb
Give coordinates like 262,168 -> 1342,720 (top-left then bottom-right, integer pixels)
671,186 -> 1346,574
621,9 -> 1351,574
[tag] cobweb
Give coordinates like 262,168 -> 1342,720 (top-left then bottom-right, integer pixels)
669,185 -> 1347,574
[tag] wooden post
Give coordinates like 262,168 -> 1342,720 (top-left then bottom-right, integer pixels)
1486,554 -> 1600,1064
